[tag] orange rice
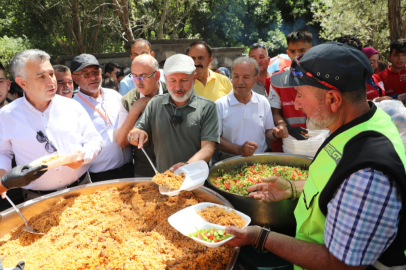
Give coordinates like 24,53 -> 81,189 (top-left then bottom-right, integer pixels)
152,170 -> 186,190
0,186 -> 233,270
197,205 -> 246,228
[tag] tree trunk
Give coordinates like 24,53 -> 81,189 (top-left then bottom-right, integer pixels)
158,0 -> 168,39
92,5 -> 105,53
388,0 -> 402,41
111,0 -> 135,41
72,0 -> 84,53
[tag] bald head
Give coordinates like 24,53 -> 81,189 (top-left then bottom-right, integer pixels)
132,54 -> 159,71
131,54 -> 160,97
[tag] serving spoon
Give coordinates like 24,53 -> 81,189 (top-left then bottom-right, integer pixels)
5,195 -> 44,235
140,148 -> 172,192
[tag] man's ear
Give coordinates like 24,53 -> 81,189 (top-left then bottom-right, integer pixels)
327,90 -> 342,113
15,77 -> 29,91
151,51 -> 155,57
155,70 -> 160,81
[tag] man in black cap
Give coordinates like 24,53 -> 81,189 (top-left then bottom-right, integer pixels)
224,42 -> 406,270
72,54 -> 133,182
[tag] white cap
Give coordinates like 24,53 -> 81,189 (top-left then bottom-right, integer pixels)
163,54 -> 196,76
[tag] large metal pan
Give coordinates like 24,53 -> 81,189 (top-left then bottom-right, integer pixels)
207,153 -> 313,236
0,178 -> 239,270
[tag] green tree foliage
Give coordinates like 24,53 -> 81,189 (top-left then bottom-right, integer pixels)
0,36 -> 31,78
311,0 -> 406,56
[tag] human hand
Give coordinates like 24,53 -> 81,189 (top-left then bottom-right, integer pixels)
0,164 -> 48,190
286,126 -> 308,140
129,97 -> 151,115
240,141 -> 258,156
170,162 -> 187,172
273,125 -> 289,139
248,176 -> 292,202
65,160 -> 84,169
127,128 -> 148,149
225,226 -> 262,247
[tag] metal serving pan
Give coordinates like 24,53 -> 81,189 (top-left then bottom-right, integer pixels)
207,153 -> 313,236
0,178 -> 239,270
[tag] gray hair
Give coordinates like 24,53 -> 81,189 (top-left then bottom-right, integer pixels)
53,65 -> 70,73
10,49 -> 50,79
231,57 -> 259,77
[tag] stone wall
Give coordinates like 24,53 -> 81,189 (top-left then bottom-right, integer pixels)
57,39 -> 244,70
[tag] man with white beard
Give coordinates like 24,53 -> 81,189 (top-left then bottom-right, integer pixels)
127,54 -> 219,172
72,54 -> 133,181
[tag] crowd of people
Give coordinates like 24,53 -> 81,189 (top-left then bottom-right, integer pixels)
0,28 -> 405,270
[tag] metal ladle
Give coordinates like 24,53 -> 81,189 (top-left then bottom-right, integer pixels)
140,148 -> 172,193
5,195 -> 44,235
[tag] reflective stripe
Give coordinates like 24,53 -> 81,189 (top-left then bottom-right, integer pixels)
285,117 -> 307,125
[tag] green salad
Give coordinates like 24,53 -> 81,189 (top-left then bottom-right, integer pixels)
189,227 -> 233,243
211,163 -> 308,196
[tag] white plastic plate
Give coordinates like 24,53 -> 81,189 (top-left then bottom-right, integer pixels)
29,152 -> 85,170
159,160 -> 209,196
168,202 -> 251,248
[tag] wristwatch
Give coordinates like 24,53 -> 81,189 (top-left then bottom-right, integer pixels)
253,227 -> 271,252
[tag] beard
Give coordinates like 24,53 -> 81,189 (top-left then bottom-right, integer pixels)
169,83 -> 194,103
306,103 -> 338,130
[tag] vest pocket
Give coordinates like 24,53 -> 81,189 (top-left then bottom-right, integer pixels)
295,178 -> 320,235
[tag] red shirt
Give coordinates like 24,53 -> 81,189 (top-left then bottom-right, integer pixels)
366,76 -> 385,100
373,65 -> 406,96
266,70 -> 307,152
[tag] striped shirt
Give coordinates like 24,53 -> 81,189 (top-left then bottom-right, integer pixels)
324,168 -> 402,266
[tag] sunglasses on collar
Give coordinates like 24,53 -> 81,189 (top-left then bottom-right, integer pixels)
291,55 -> 341,92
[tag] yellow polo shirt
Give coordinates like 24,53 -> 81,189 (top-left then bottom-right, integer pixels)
193,70 -> 232,102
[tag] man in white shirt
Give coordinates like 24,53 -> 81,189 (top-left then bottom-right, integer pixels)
119,38 -> 165,96
116,55 -> 167,177
216,57 -> 288,160
71,54 -> 133,182
0,49 -> 103,201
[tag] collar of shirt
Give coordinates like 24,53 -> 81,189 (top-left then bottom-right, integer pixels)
228,90 -> 259,106
23,94 -> 53,115
77,87 -> 105,101
387,65 -> 406,74
162,91 -> 198,109
139,81 -> 164,98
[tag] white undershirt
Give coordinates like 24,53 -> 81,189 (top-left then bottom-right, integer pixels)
0,94 -> 103,190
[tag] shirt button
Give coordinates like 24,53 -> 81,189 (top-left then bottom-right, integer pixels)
56,168 -> 59,171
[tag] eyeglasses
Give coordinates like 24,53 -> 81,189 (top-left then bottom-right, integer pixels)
291,55 -> 341,92
74,70 -> 101,79
131,71 -> 157,82
250,43 -> 267,50
36,131 -> 58,153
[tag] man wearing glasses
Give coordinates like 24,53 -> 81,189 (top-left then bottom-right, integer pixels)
72,54 -> 133,182
115,55 -> 167,177
127,54 -> 219,173
225,43 -> 406,270
119,38 -> 165,96
0,49 -> 103,201
187,41 -> 232,102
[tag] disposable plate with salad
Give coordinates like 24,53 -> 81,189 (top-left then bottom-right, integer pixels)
210,163 -> 309,196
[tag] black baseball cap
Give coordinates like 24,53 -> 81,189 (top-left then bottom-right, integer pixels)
71,54 -> 102,72
271,42 -> 373,92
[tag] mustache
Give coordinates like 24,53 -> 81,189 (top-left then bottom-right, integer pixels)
195,65 -> 203,68
172,89 -> 187,94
